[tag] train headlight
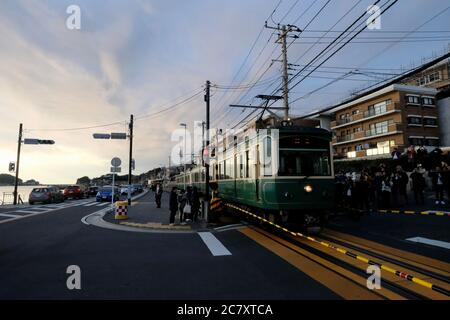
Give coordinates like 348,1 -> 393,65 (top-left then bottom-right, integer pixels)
304,185 -> 313,193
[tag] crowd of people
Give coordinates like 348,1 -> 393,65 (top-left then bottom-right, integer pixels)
335,146 -> 450,211
169,185 -> 201,225
152,183 -> 202,225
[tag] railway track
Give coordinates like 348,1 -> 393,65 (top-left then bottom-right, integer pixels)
225,203 -> 450,300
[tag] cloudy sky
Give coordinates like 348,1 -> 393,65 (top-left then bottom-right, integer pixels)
0,0 -> 449,184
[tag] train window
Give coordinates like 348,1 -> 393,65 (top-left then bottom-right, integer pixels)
279,134 -> 329,149
227,159 -> 234,179
245,150 -> 250,178
263,136 -> 272,176
239,154 -> 244,178
279,149 -> 331,176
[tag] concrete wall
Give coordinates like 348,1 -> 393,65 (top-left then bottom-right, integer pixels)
438,97 -> 450,146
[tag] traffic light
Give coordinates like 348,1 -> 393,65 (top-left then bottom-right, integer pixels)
131,159 -> 135,170
8,162 -> 15,173
38,139 -> 55,144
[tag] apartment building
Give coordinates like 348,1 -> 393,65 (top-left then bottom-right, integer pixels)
329,84 -> 438,160
402,57 -> 450,91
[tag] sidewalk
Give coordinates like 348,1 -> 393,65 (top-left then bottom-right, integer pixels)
104,191 -> 212,231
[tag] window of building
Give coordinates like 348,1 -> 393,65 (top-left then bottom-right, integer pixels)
406,95 -> 420,105
347,151 -> 356,158
407,116 -> 422,125
425,138 -> 439,147
416,71 -> 440,86
367,120 -> 391,136
366,99 -> 391,117
409,137 -> 424,146
423,117 -> 438,126
352,109 -> 359,115
366,141 -> 391,156
422,97 -> 435,106
355,144 -> 364,151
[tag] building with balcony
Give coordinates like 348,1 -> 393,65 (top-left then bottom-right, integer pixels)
328,84 -> 438,160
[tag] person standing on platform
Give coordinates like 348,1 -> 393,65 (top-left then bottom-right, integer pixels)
155,183 -> 163,208
191,187 -> 200,222
169,187 -> 178,225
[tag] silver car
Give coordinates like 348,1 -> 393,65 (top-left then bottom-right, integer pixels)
29,187 -> 65,205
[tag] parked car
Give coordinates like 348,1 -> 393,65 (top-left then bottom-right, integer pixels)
134,184 -> 144,193
29,186 -> 65,205
120,185 -> 136,195
96,186 -> 120,202
87,186 -> 99,197
63,185 -> 86,200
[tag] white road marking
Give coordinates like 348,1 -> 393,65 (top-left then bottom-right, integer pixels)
26,207 -> 50,211
0,213 -> 22,218
198,232 -> 232,256
14,210 -> 44,214
83,202 -> 99,207
96,203 -> 109,207
406,237 -> 450,249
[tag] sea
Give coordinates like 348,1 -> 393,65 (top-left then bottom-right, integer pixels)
0,185 -> 43,204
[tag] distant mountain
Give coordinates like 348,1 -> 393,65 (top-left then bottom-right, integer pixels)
0,173 -> 23,186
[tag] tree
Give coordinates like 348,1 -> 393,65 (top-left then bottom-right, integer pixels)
76,176 -> 91,185
0,173 -> 22,186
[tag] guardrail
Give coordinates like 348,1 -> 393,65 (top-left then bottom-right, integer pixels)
1,192 -> 14,205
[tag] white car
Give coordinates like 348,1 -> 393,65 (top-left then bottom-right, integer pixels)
120,185 -> 136,195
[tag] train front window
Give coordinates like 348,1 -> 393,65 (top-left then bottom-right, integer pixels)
278,134 -> 331,176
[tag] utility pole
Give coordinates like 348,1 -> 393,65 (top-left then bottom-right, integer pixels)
128,114 -> 134,205
281,25 -> 289,121
264,22 -> 301,121
13,123 -> 23,205
204,80 -> 211,222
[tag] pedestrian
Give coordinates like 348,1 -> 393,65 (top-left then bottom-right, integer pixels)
178,189 -> 186,223
155,183 -> 163,208
169,187 -> 178,225
381,175 -> 392,208
392,165 -> 408,206
443,163 -> 450,202
429,166 -> 445,205
430,147 -> 443,169
406,145 -> 416,171
183,186 -> 193,222
191,186 -> 201,222
410,166 -> 425,205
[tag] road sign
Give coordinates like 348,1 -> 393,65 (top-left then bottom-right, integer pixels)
111,157 -> 121,167
23,139 -> 40,145
111,167 -> 121,173
93,133 -> 111,139
111,132 -> 127,140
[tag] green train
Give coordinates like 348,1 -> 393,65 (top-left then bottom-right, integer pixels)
172,121 -> 335,229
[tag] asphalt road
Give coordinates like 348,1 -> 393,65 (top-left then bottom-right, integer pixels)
0,191 -> 448,299
0,193 -> 338,299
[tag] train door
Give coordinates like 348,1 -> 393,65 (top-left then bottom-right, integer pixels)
255,144 -> 260,201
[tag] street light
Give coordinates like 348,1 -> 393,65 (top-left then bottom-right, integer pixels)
180,123 -> 187,190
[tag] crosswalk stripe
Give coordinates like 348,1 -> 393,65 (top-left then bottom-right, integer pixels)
96,202 -> 109,207
0,213 -> 22,218
14,210 -> 47,214
27,207 -> 50,211
198,232 -> 232,256
83,202 -> 99,207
